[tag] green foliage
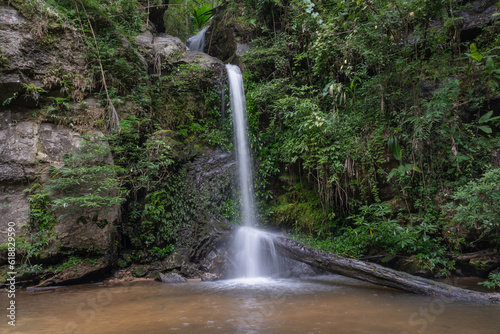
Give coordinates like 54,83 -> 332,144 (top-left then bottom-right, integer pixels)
85,30 -> 149,97
125,169 -> 198,254
56,256 -> 98,272
292,202 -> 454,273
17,184 -> 58,267
234,0 -> 500,267
271,181 -> 327,234
388,136 -> 402,161
151,64 -> 231,148
22,83 -> 47,105
46,135 -> 127,215
151,245 -> 176,258
24,184 -> 57,231
447,168 -> 500,247
479,272 -> 500,290
0,45 -> 8,67
164,0 -> 219,40
2,92 -> 18,106
191,3 -> 213,30
164,0 -> 191,40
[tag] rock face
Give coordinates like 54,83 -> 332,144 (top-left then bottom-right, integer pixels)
455,0 -> 500,41
206,24 -> 237,63
0,4 -> 118,285
0,5 -> 87,105
176,149 -> 236,277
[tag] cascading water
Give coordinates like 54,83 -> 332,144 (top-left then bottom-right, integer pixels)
186,26 -> 209,51
226,64 -> 279,278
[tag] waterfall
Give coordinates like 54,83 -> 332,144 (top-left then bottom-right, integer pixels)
186,25 -> 209,51
227,64 -> 256,228
227,64 -> 279,278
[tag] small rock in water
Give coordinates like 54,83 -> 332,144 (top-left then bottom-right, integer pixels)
160,272 -> 187,284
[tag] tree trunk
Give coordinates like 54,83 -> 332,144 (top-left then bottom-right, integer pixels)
271,234 -> 500,303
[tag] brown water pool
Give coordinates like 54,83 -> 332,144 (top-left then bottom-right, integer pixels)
1,275 -> 499,333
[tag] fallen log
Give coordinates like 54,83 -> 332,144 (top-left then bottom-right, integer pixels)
271,234 -> 500,303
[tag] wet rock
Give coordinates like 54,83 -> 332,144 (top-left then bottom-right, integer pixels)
277,258 -> 328,278
159,272 -> 187,284
174,148 -> 235,269
199,247 -> 233,279
0,185 -> 29,255
0,120 -> 118,278
206,24 -> 237,62
0,120 -> 38,182
180,264 -> 200,278
135,31 -> 224,72
236,42 -> 250,58
54,205 -> 119,256
201,272 -> 220,281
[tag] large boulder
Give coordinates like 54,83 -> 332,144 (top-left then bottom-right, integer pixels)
159,272 -> 187,284
135,31 -> 224,73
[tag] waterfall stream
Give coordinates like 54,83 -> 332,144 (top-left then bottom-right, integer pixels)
186,26 -> 209,51
226,64 -> 279,278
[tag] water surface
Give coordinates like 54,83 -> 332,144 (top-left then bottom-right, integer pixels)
2,275 -> 499,334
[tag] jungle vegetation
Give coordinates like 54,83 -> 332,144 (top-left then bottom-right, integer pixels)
4,0 -> 499,286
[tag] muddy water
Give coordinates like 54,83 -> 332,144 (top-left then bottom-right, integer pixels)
2,275 -> 499,334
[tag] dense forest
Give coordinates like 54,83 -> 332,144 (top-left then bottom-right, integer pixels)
0,0 -> 499,289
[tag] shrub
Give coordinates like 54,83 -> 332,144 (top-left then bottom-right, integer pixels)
448,167 -> 500,247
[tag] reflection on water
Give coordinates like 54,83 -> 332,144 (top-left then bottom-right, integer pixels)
1,275 -> 499,334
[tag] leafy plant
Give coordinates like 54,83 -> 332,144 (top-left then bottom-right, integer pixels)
46,135 -> 127,215
447,168 -> 500,247
151,245 -> 176,258
191,4 -> 213,30
479,272 -> 500,289
17,184 -> 59,267
22,83 -> 47,105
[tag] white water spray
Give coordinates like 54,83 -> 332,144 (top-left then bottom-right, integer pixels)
186,26 -> 209,52
227,64 -> 279,278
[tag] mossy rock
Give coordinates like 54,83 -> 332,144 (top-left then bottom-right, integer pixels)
162,252 -> 186,271
150,270 -> 161,281
131,265 -> 148,277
